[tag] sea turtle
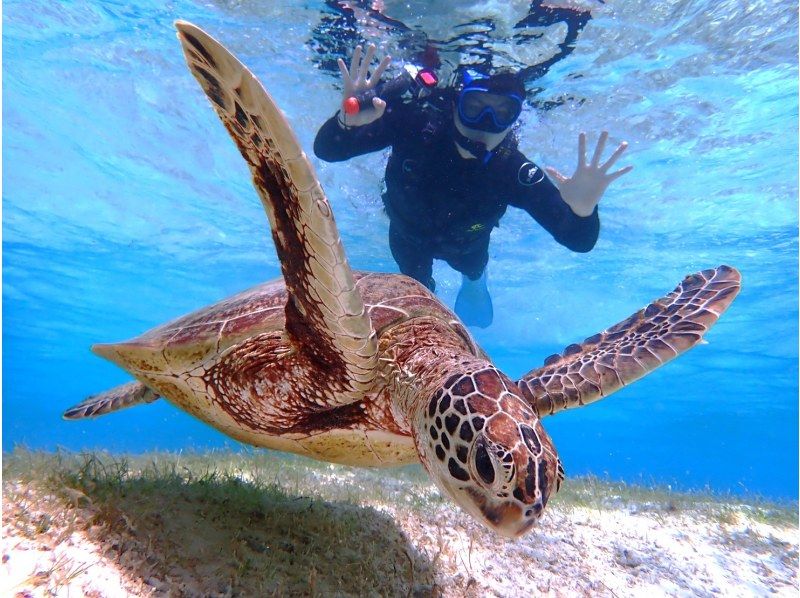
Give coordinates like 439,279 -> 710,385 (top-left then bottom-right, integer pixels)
64,21 -> 741,538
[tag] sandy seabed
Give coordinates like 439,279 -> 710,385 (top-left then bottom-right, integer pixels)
2,450 -> 797,597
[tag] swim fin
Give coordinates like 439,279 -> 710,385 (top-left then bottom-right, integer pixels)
455,271 -> 493,328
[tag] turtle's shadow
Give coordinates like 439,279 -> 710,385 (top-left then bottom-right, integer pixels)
75,468 -> 438,596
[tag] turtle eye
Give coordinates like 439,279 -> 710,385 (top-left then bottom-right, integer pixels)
473,437 -> 496,486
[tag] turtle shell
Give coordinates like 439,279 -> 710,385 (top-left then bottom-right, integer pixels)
94,272 -> 475,377
92,271 -> 478,466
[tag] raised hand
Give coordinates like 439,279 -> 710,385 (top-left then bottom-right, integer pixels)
337,43 -> 392,128
545,132 -> 633,217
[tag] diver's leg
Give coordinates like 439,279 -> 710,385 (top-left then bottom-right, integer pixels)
389,221 -> 435,291
449,241 -> 493,328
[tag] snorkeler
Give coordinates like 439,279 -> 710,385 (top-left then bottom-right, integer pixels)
313,44 -> 631,327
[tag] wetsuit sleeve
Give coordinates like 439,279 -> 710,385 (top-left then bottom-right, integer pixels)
313,108 -> 397,162
505,154 -> 599,253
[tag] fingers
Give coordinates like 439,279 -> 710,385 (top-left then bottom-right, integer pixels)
338,57 -> 355,99
367,54 -> 392,87
357,44 -> 377,84
349,45 -> 363,82
590,131 -> 609,168
337,57 -> 352,86
577,132 -> 587,169
345,44 -> 387,92
545,166 -> 567,184
372,97 -> 387,118
607,165 -> 634,182
601,141 -> 629,172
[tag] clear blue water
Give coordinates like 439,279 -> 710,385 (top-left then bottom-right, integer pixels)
4,1 -> 797,500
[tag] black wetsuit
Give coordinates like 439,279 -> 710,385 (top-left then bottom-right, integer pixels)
313,93 -> 599,287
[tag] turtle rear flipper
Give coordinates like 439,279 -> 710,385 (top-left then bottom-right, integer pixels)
63,381 -> 160,420
175,21 -> 377,406
517,265 -> 741,416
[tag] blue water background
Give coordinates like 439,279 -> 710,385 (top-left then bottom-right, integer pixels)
4,1 -> 798,499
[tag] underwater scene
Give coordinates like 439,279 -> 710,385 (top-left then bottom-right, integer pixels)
3,1 -> 798,596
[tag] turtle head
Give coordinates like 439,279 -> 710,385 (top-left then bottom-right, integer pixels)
418,365 -> 563,538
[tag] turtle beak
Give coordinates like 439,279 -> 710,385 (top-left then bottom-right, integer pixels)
490,503 -> 538,539
462,487 -> 539,539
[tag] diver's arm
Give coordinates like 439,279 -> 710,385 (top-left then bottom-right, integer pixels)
313,111 -> 395,162
314,43 -> 394,162
506,154 -> 600,253
510,131 -> 632,252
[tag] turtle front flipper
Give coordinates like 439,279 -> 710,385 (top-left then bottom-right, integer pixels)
174,22 -> 377,405
63,381 -> 160,420
517,265 -> 741,416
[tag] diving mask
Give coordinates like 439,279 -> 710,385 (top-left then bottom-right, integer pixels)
456,70 -> 524,133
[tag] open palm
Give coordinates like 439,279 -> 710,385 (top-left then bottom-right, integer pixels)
337,44 -> 392,127
546,132 -> 632,217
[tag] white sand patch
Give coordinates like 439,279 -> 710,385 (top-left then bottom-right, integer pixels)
380,502 -> 798,597
2,452 -> 797,597
2,482 -> 151,598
